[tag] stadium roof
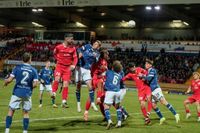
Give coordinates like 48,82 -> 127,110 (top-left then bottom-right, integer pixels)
0,4 -> 199,29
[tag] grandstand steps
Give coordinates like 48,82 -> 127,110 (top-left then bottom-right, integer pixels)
0,47 -> 24,71
185,67 -> 200,85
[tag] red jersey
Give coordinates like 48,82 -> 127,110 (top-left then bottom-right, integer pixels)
191,80 -> 200,95
54,43 -> 78,66
91,58 -> 108,79
123,67 -> 147,90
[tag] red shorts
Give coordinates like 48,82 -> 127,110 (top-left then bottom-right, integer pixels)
138,86 -> 151,101
54,64 -> 71,81
187,95 -> 200,103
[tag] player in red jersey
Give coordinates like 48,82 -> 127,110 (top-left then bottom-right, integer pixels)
84,49 -> 109,121
184,72 -> 200,122
52,34 -> 78,108
122,63 -> 152,124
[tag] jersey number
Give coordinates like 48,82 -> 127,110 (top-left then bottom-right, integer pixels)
21,71 -> 29,85
113,75 -> 119,85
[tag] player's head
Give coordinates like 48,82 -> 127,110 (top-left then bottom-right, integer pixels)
92,40 -> 101,50
100,48 -> 109,60
128,62 -> 136,73
23,52 -> 32,64
64,33 -> 74,45
145,59 -> 153,69
193,72 -> 200,80
45,60 -> 51,68
112,60 -> 123,73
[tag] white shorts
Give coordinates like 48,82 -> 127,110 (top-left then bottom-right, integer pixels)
152,88 -> 164,103
120,89 -> 127,102
9,95 -> 32,111
40,84 -> 52,92
104,91 -> 121,105
75,67 -> 91,83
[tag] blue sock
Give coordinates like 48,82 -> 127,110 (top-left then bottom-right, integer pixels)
104,109 -> 111,121
166,103 -> 177,115
5,116 -> 12,128
39,99 -> 42,104
23,118 -> 29,131
154,107 -> 163,119
121,106 -> 129,116
116,108 -> 122,121
51,98 -> 55,104
89,89 -> 94,103
76,90 -> 81,102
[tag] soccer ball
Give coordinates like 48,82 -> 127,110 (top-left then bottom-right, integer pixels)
128,20 -> 136,27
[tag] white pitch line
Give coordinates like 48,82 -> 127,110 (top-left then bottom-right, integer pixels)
0,109 -> 185,124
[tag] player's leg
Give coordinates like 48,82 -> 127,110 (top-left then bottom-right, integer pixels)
39,84 -> 44,107
138,92 -> 148,118
160,96 -> 180,123
99,96 -> 106,120
61,66 -> 71,108
86,80 -> 98,111
22,97 -> 32,133
52,66 -> 61,97
22,111 -> 29,133
84,98 -> 91,121
5,95 -> 20,133
115,91 -> 123,128
61,80 -> 69,108
75,67 -> 82,112
5,109 -> 15,133
83,68 -> 98,111
152,101 -> 165,125
104,91 -> 114,129
195,101 -> 200,122
119,89 -> 129,119
184,98 -> 193,119
146,87 -> 153,116
46,85 -> 57,108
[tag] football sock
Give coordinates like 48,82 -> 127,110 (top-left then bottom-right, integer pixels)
76,90 -> 81,102
104,109 -> 111,121
121,106 -> 129,116
5,116 -> 12,128
62,87 -> 68,100
141,107 -> 148,118
23,118 -> 29,131
52,81 -> 59,92
116,108 -> 122,121
89,89 -> 95,103
147,101 -> 153,113
166,103 -> 177,115
154,107 -> 163,119
85,99 -> 91,111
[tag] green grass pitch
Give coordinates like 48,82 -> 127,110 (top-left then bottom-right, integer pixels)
0,81 -> 200,133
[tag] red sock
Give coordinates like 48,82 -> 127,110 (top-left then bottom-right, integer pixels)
186,109 -> 190,113
99,102 -> 105,117
141,107 -> 148,118
198,112 -> 200,117
52,81 -> 59,93
85,98 -> 91,111
62,87 -> 68,100
147,101 -> 152,113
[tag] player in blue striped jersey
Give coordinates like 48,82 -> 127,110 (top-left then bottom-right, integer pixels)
38,60 -> 57,108
104,61 -> 123,129
4,53 -> 38,133
141,59 -> 180,125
